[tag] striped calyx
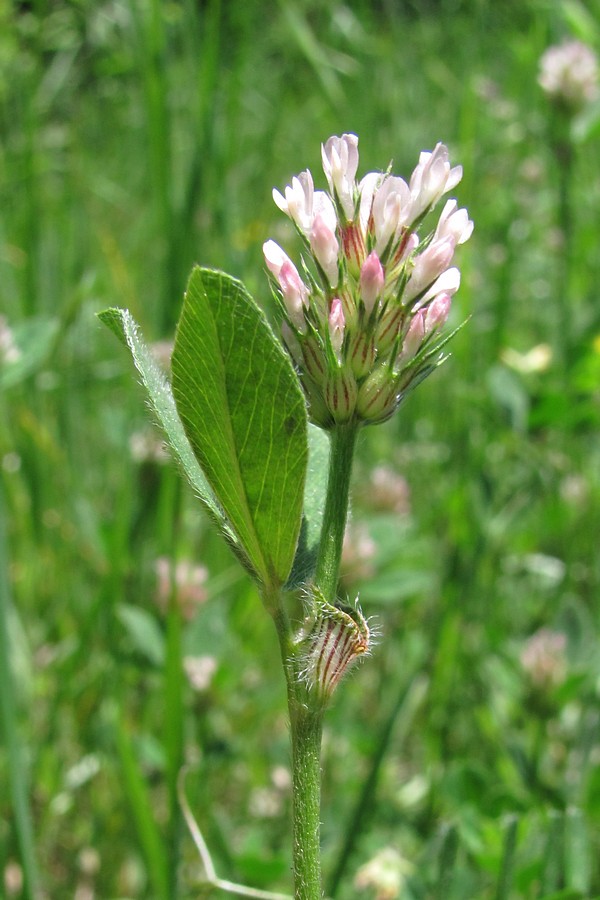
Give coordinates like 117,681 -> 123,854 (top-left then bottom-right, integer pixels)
298,590 -> 371,702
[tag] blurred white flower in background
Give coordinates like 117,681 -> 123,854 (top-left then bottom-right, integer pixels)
501,343 -> 552,374
154,557 -> 209,619
521,628 -> 567,690
183,655 -> 217,692
0,315 -> 20,365
538,40 -> 599,108
354,846 -> 413,899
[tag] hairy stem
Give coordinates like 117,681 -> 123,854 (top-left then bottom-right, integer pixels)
271,422 -> 360,899
314,422 -> 359,603
289,698 -> 324,900
273,606 -> 323,900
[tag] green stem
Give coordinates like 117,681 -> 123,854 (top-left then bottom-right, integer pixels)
550,107 -> 575,377
289,698 -> 324,900
273,422 -> 360,899
273,607 -> 323,900
314,422 -> 359,603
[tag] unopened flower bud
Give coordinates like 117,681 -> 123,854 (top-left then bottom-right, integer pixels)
356,363 -> 400,424
272,170 -> 315,234
301,336 -> 327,383
520,628 -> 567,690
391,230 -> 419,268
424,291 -> 451,333
408,143 -> 463,224
419,267 -> 461,307
348,331 -> 377,379
435,199 -> 474,246
404,237 -> 455,305
328,298 -> 345,360
341,220 -> 366,276
299,591 -> 370,702
321,133 -> 359,221
339,285 -> 359,329
360,251 -> 385,315
279,261 -> 309,331
281,322 -> 303,366
324,369 -> 358,423
302,376 -> 334,429
310,214 -> 339,287
397,312 -> 425,367
263,240 -> 309,331
372,176 -> 411,258
375,305 -> 403,354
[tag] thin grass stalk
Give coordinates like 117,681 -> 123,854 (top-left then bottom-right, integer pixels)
565,807 -> 591,894
432,822 -> 459,899
180,0 -> 222,257
157,467 -> 185,893
0,480 -> 41,899
545,96 -> 577,379
14,52 -> 42,318
494,815 -> 519,900
164,595 -> 185,895
540,811 -> 564,895
130,0 -> 177,332
114,708 -> 171,900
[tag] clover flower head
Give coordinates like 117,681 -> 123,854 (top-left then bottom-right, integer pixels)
521,628 -> 567,691
265,133 -> 472,428
154,557 -> 209,619
539,40 -> 600,108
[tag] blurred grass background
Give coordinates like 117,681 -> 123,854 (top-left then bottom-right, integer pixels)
2,0 -> 600,897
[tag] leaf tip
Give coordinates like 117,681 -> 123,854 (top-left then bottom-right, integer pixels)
97,307 -> 128,346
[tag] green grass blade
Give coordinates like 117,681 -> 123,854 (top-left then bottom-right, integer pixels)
564,807 -> 591,893
164,599 -> 185,895
432,822 -> 460,900
539,892 -> 585,900
0,483 -> 40,900
114,711 -> 171,900
494,815 -> 519,900
541,812 -> 565,895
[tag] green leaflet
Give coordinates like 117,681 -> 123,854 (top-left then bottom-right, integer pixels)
97,307 -> 242,560
171,267 -> 308,589
286,424 -> 330,588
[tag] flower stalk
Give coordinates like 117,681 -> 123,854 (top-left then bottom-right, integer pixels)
314,423 -> 359,602
287,700 -> 324,900
274,421 -> 360,899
